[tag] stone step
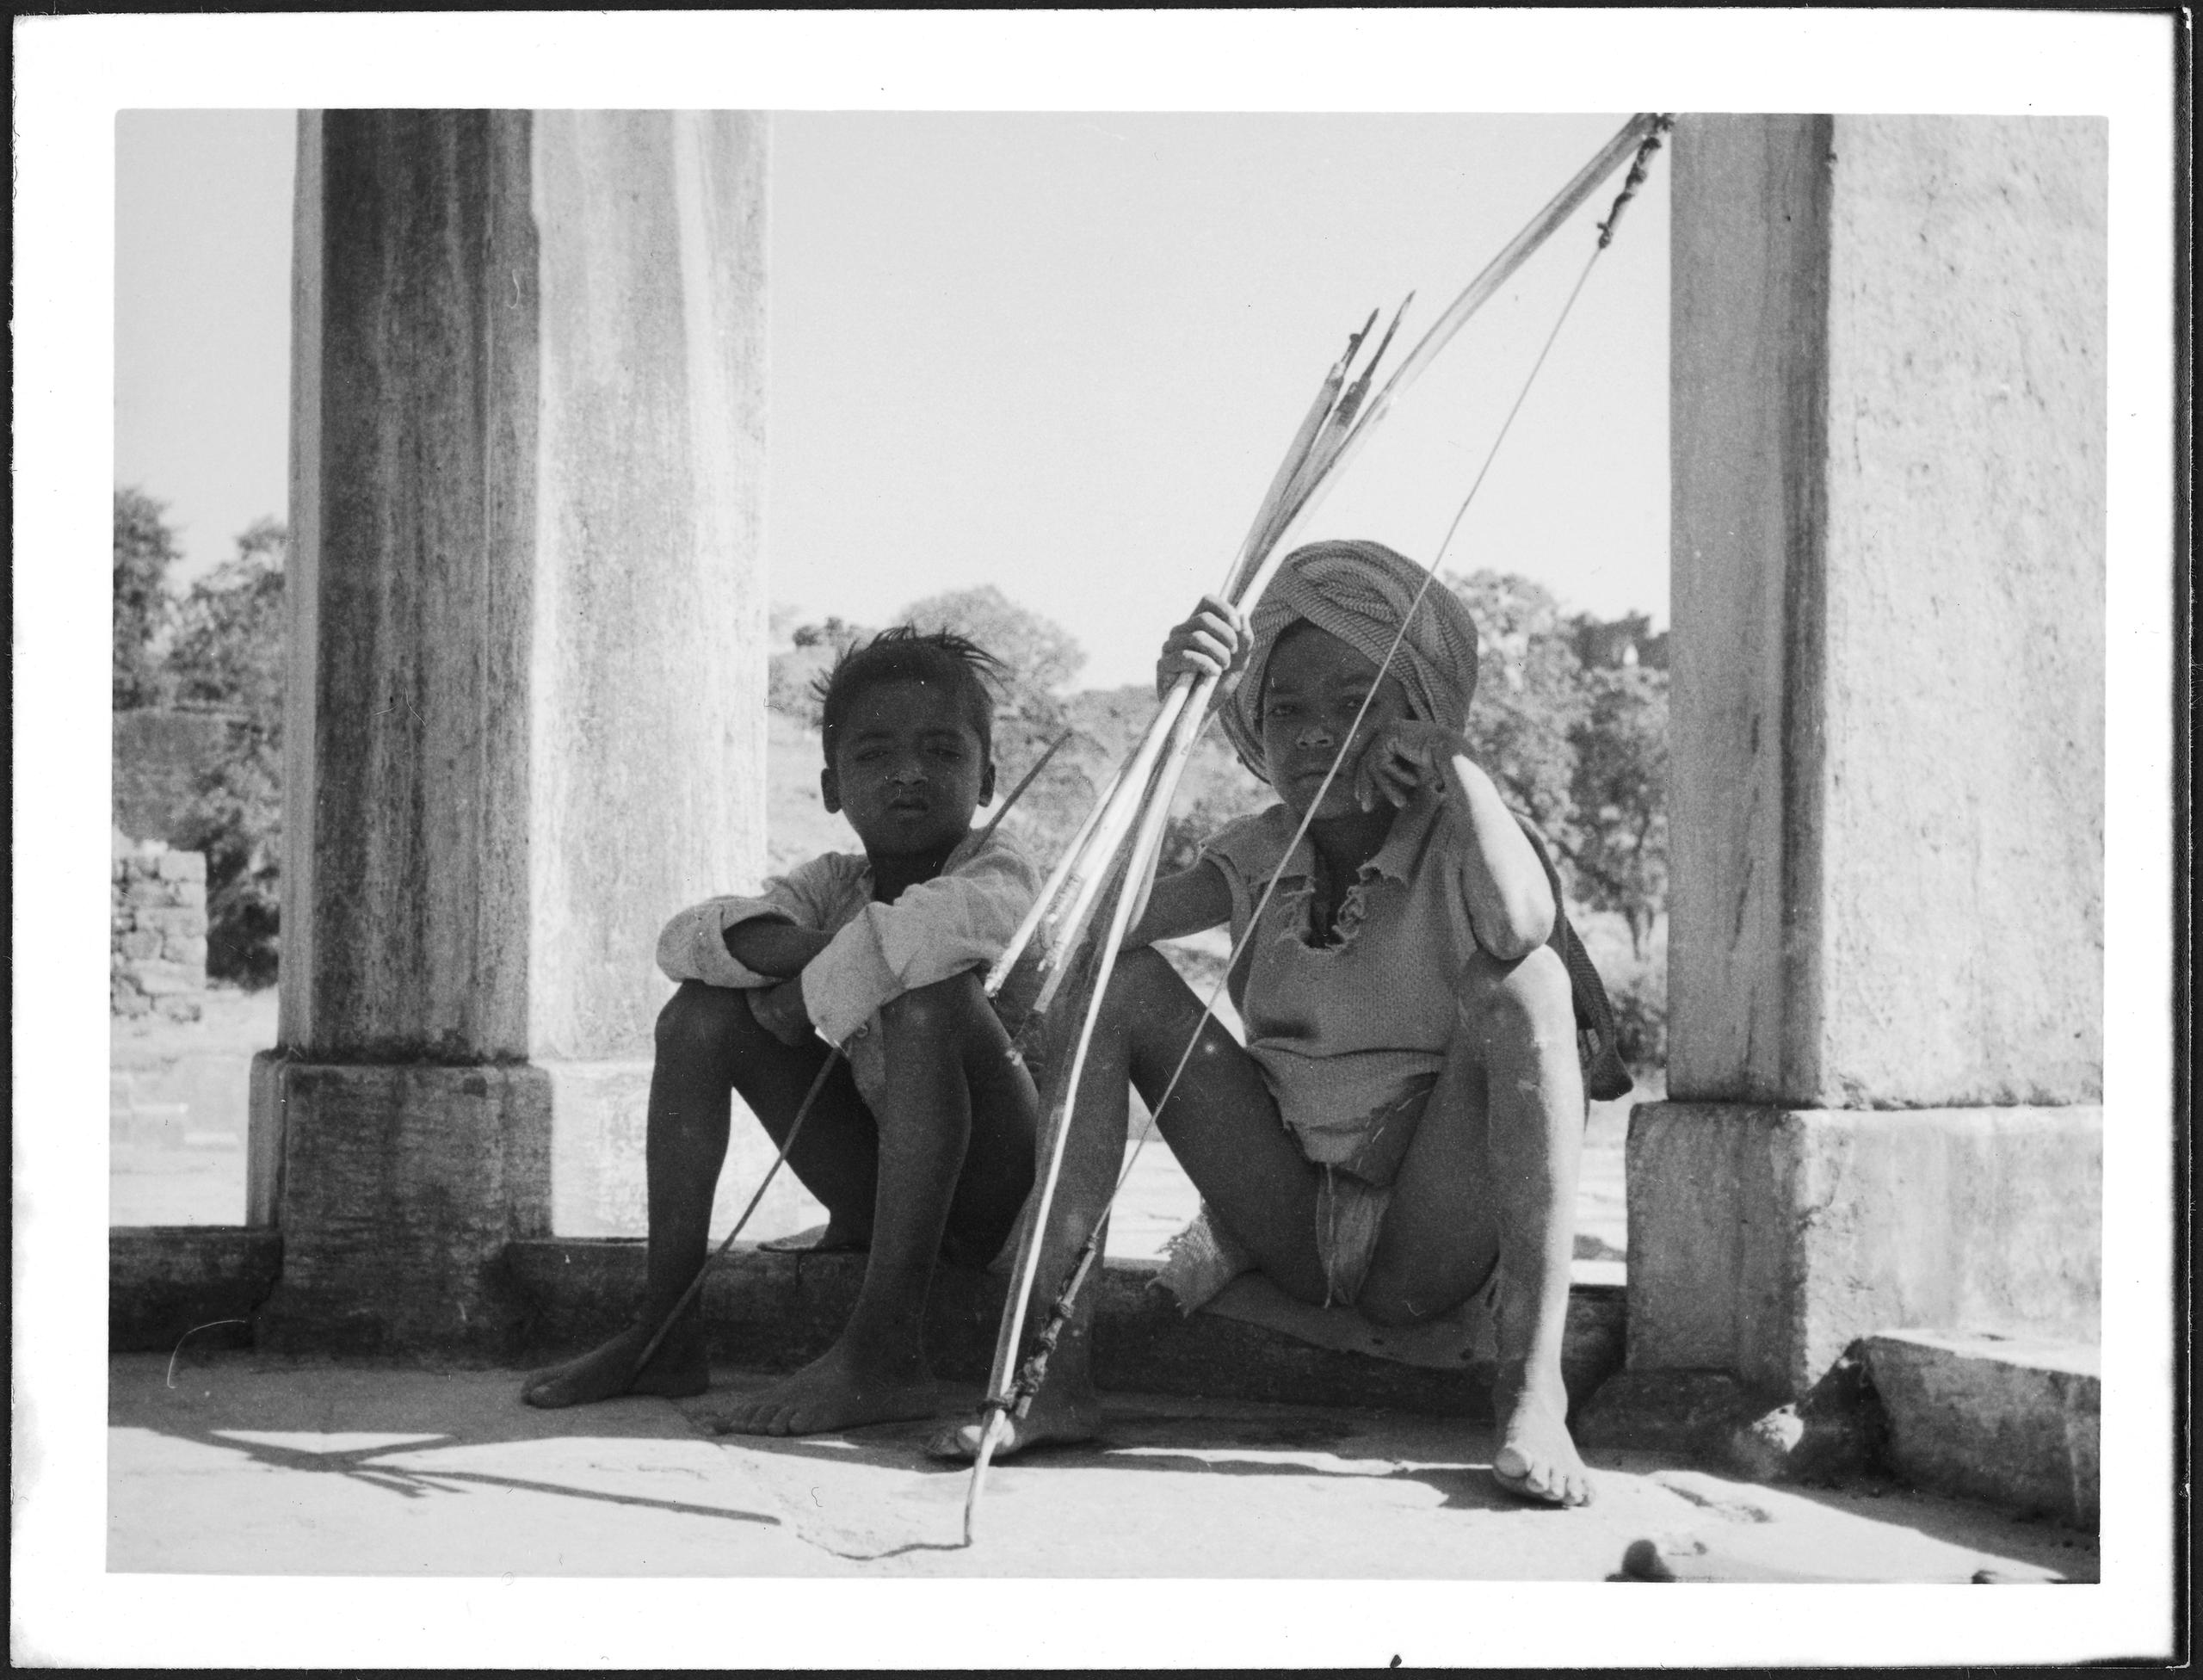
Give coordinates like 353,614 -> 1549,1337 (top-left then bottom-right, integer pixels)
110,1226 -> 1629,1424
501,1238 -> 1627,1421
1861,1328 -> 2099,1528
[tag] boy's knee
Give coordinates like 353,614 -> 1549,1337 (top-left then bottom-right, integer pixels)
1352,1279 -> 1429,1328
1102,945 -> 1182,1018
878,967 -> 989,1043
656,979 -> 755,1061
1459,944 -> 1574,1044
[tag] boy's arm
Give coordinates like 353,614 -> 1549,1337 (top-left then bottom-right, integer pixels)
722,922 -> 835,978
1358,717 -> 1554,957
797,842 -> 1039,1047
1122,861 -> 1231,948
1438,748 -> 1556,959
656,859 -> 848,989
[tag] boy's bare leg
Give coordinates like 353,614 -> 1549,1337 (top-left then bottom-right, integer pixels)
935,947 -> 1317,1459
522,981 -> 879,1408
709,970 -> 1039,1436
1359,945 -> 1592,1505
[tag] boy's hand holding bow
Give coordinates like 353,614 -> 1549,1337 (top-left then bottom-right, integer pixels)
1156,594 -> 1251,709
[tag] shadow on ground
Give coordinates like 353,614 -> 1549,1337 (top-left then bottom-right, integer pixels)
109,1352 -> 2093,1581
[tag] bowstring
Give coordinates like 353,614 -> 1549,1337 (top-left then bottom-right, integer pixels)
1052,238 -> 1614,1316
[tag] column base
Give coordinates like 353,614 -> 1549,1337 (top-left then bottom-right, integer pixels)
250,1059 -> 552,1354
1626,1102 -> 2101,1397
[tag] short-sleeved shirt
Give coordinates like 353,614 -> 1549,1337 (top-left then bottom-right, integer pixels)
1198,792 -> 1633,1176
656,828 -> 1039,1109
1199,789 -> 1479,1172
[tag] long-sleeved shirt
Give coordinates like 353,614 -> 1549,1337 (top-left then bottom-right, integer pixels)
655,828 -> 1040,1109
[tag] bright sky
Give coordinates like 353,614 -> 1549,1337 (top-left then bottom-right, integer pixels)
114,110 -> 1668,687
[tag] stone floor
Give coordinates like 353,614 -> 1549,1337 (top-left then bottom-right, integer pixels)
110,1352 -> 2092,1584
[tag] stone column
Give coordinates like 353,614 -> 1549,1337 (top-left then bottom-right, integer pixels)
1629,116 -> 2105,1398
251,110 -> 771,1351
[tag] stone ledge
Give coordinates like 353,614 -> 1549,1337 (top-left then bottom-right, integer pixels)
505,1238 -> 1626,1421
1575,1352 -> 1883,1485
1862,1328 -> 2098,1529
110,1226 -> 281,1352
1627,1102 -> 2101,1396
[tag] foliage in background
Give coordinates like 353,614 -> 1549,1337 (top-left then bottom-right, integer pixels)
767,615 -> 872,721
114,488 -> 181,709
1567,664 -> 1669,958
1447,570 -> 1589,845
1445,569 -> 1671,957
900,584 -> 1093,858
165,521 -> 288,988
766,571 -> 1671,980
1601,955 -> 1669,1072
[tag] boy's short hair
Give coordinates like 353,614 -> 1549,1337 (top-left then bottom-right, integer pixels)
815,626 -> 1006,764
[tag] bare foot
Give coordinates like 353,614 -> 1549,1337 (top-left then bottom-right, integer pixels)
521,1317 -> 707,1409
1490,1364 -> 1595,1507
707,1339 -> 942,1436
924,1383 -> 1103,1461
758,1218 -> 872,1256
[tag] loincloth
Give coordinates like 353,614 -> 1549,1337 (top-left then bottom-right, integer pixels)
1159,1078 -> 1436,1312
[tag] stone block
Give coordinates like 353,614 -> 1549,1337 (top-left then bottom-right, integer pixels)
1628,1102 -> 2101,1397
1578,1349 -> 1882,1486
109,1227 -> 282,1352
129,960 -> 202,997
118,930 -> 162,961
124,877 -> 177,907
112,983 -> 152,1018
156,995 -> 204,1024
164,936 -> 209,970
139,905 -> 207,938
1863,1328 -> 2098,1527
254,1060 -> 553,1354
157,849 -> 207,882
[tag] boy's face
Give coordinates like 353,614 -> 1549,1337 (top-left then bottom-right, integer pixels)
1258,622 -> 1412,820
822,678 -> 995,857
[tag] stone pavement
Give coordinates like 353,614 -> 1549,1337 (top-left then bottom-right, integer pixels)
110,1353 -> 2092,1584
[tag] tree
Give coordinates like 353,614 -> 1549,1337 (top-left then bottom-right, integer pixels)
114,486 -> 180,709
1567,664 -> 1669,958
167,521 -> 287,988
168,518 -> 286,720
898,585 -> 1095,862
768,615 -> 872,723
1446,569 -> 1587,849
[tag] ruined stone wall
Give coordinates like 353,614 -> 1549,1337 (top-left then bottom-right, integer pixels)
112,835 -> 207,1020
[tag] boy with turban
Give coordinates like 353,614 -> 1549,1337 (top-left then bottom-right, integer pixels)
937,540 -> 1626,1507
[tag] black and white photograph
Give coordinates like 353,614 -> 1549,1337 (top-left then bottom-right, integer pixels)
13,10 -> 2180,1669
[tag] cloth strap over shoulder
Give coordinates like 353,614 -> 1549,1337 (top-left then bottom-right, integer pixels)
1515,815 -> 1634,1103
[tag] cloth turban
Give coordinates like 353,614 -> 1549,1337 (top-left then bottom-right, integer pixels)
1219,539 -> 1481,784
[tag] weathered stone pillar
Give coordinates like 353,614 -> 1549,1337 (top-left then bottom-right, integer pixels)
1630,115 -> 2105,1398
251,110 -> 769,1350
